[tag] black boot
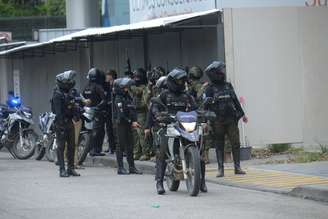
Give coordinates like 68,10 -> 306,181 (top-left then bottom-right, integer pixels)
59,168 -> 69,177
129,167 -> 143,175
67,168 -> 81,176
116,151 -> 128,175
156,160 -> 166,195
200,161 -> 208,193
215,148 -> 224,177
232,146 -> 246,175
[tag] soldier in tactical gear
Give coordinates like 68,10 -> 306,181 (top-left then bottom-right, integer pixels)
144,76 -> 168,155
203,61 -> 248,177
187,66 -> 212,164
113,78 -> 143,175
82,68 -> 106,157
51,70 -> 81,177
130,68 -> 150,161
144,66 -> 166,106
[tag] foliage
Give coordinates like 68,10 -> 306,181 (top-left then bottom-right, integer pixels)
268,143 -> 291,154
0,0 -> 65,17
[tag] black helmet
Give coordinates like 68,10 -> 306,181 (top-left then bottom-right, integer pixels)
133,68 -> 147,85
205,61 -> 226,84
155,76 -> 167,90
167,68 -> 187,93
105,69 -> 118,80
113,77 -> 135,94
56,70 -> 77,92
147,66 -> 166,84
87,68 -> 105,85
189,66 -> 203,80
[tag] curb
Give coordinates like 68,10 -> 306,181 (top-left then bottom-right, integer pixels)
289,185 -> 328,203
85,155 -> 328,203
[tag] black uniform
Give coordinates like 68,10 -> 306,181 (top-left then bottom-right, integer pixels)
51,70 -> 80,177
103,81 -> 116,153
204,61 -> 246,177
82,80 -> 106,156
113,78 -> 142,175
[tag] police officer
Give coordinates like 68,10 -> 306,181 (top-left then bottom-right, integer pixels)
148,68 -> 208,195
113,77 -> 143,175
203,61 -> 248,177
51,70 -> 80,177
131,68 -> 149,161
82,68 -> 106,157
103,69 -> 117,154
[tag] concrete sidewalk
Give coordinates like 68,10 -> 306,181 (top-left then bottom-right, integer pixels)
85,154 -> 328,203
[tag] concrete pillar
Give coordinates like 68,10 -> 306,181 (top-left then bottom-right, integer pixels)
66,0 -> 100,29
0,58 -> 10,103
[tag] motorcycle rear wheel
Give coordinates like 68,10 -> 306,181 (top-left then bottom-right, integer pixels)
77,132 -> 91,165
185,146 -> 201,197
34,142 -> 46,161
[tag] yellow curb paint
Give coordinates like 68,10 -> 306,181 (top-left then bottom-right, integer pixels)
207,167 -> 328,189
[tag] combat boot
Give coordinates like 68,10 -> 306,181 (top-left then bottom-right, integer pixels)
129,167 -> 143,175
59,168 -> 69,177
117,151 -> 128,175
232,146 -> 246,175
200,161 -> 208,193
67,168 -> 81,176
215,148 -> 224,177
156,160 -> 166,195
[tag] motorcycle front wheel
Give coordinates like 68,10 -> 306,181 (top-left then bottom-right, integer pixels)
12,129 -> 37,160
45,137 -> 56,162
185,146 -> 201,197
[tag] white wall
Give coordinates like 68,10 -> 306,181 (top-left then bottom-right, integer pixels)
299,8 -> 328,146
225,7 -> 328,148
66,0 -> 100,28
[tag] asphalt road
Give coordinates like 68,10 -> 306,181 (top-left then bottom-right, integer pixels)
0,152 -> 327,219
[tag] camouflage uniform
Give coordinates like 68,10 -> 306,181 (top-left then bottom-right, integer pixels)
131,84 -> 151,160
189,80 -> 212,163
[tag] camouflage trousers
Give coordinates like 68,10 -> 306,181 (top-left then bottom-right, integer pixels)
133,112 -> 151,158
211,120 -> 241,152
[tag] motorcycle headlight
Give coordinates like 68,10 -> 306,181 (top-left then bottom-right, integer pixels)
23,111 -> 32,119
180,122 -> 197,132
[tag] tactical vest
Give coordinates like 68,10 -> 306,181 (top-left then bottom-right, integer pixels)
82,84 -> 102,107
131,85 -> 147,112
210,84 -> 236,120
163,92 -> 191,114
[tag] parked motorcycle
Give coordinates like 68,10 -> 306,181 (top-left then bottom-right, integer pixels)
156,109 -> 215,196
76,106 -> 95,165
35,112 -> 57,162
0,100 -> 37,159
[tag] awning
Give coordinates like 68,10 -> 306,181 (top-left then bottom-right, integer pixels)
0,9 -> 220,57
0,41 -> 26,51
